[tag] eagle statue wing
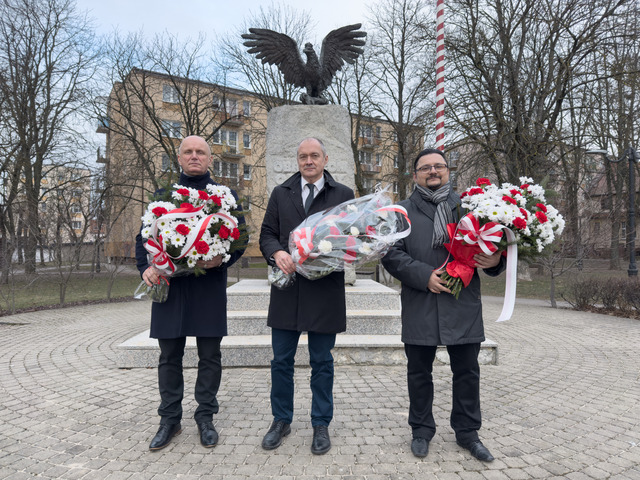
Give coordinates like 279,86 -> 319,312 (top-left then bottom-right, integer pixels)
318,24 -> 367,90
241,28 -> 307,88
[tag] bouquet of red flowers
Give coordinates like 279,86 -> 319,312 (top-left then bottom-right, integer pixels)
441,177 -> 565,320
134,183 -> 243,302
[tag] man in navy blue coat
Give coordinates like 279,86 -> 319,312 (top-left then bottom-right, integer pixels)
135,135 -> 245,451
259,137 -> 354,455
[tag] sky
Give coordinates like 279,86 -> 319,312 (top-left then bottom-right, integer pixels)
76,0 -> 372,45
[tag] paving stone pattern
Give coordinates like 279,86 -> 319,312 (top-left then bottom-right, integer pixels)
1,297 -> 640,479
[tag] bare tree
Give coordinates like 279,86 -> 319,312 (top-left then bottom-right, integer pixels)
366,0 -> 436,200
0,0 -> 98,275
446,0 -> 630,185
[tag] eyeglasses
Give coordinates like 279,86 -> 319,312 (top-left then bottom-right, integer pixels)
415,164 -> 448,173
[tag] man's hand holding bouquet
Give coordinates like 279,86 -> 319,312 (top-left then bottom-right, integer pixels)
441,177 -> 565,321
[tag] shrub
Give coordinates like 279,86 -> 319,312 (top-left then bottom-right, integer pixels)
563,277 -> 600,310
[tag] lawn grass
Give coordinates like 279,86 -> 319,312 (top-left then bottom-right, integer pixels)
0,273 -> 142,313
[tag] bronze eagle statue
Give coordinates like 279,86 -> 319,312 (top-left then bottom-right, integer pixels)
241,23 -> 366,105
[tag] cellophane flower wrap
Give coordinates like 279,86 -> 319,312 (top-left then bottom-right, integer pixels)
269,188 -> 412,289
442,177 -> 565,320
134,183 -> 243,302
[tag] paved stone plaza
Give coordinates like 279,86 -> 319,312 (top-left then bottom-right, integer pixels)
1,296 -> 639,479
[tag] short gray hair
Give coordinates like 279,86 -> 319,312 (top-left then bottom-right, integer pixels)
297,137 -> 327,157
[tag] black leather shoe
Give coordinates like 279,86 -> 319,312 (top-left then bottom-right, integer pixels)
311,425 -> 331,455
149,423 -> 182,451
457,439 -> 495,462
197,421 -> 218,448
411,437 -> 429,458
261,420 -> 291,450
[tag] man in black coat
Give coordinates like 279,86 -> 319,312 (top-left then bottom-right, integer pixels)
382,148 -> 504,462
135,135 -> 245,451
259,137 -> 354,455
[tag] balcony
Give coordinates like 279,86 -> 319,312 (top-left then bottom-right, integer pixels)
221,145 -> 244,159
361,163 -> 382,174
223,113 -> 245,126
96,117 -> 109,134
359,137 -> 375,150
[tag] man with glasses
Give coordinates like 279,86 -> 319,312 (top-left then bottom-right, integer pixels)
382,148 -> 504,462
259,137 -> 354,454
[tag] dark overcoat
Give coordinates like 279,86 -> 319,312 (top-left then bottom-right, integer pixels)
259,171 -> 354,334
135,172 -> 246,339
381,188 -> 504,346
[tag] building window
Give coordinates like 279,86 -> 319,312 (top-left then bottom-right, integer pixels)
449,151 -> 460,168
226,98 -> 238,116
359,151 -> 372,165
213,160 -> 238,179
242,195 -> 251,211
70,204 -> 82,214
71,189 -> 82,198
161,120 -> 182,138
243,132 -> 251,149
593,221 -> 600,235
212,95 -> 221,108
243,164 -> 251,181
213,129 -> 222,144
226,131 -> 238,152
161,154 -> 170,171
375,154 -> 382,167
162,85 -> 180,104
359,125 -> 372,139
394,155 -> 399,169
393,182 -> 398,194
71,221 -> 82,230
243,100 -> 251,116
362,177 -> 375,193
375,126 -> 381,139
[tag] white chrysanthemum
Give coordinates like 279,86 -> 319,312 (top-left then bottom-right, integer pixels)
318,240 -> 333,254
141,227 -> 152,238
519,176 -> 534,184
187,257 -> 197,268
359,243 -> 372,255
350,226 -> 360,236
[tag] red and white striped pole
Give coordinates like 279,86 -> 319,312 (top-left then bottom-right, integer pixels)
435,0 -> 445,151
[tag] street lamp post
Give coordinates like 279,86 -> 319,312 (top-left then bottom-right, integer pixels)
588,147 -> 639,277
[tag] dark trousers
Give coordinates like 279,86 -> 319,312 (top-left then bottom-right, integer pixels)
270,328 -> 336,426
157,336 -> 222,425
405,342 -> 481,444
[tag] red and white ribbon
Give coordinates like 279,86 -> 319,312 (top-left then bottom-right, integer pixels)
455,214 -> 503,255
292,226 -> 315,264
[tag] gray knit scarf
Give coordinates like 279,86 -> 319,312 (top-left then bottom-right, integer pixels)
416,183 -> 454,248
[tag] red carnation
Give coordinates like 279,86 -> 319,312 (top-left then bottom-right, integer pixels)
536,203 -> 548,213
176,188 -> 190,196
198,190 -> 209,200
509,189 -> 521,196
218,225 -> 231,239
152,206 -> 168,217
469,187 -> 484,195
502,195 -> 517,205
366,225 -> 377,236
520,183 -> 530,191
230,228 -> 240,240
210,195 -> 222,206
195,240 -> 209,254
519,208 -> 529,219
513,217 -> 527,230
535,211 -> 548,223
476,178 -> 491,187
176,224 -> 190,236
460,191 -> 468,198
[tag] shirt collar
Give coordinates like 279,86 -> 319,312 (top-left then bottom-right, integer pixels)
300,175 -> 325,192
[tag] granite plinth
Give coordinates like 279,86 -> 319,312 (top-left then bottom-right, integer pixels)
116,279 -> 498,368
116,331 -> 498,368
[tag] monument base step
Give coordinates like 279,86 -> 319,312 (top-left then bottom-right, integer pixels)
116,331 -> 498,368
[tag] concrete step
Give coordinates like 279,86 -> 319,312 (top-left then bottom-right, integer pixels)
227,310 -> 401,336
116,331 -> 498,368
227,279 -> 400,312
